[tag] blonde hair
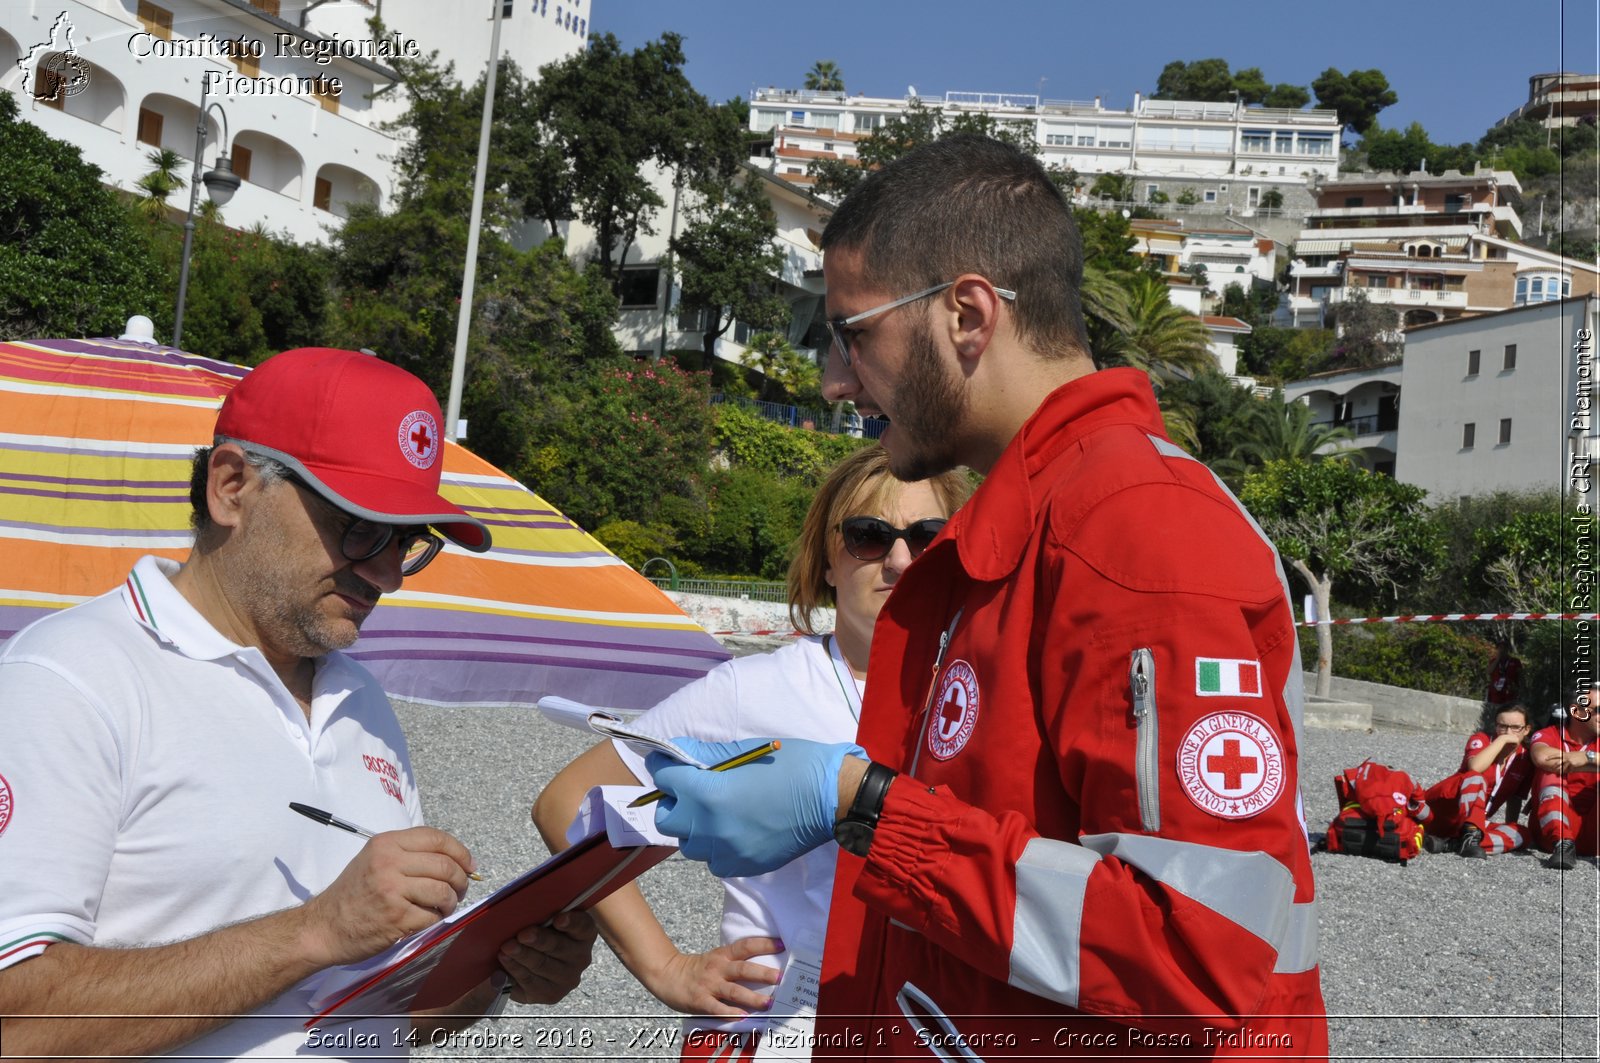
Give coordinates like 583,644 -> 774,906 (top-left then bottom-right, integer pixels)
787,445 -> 973,634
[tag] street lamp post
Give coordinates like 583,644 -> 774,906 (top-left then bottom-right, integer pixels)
172,76 -> 242,349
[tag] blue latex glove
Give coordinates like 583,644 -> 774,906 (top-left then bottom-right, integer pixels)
646,737 -> 866,878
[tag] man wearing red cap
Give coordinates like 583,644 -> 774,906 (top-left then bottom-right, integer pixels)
0,349 -> 596,1057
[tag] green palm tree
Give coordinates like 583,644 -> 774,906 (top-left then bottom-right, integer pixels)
1215,390 -> 1357,484
135,148 -> 186,222
1080,263 -> 1133,364
804,61 -> 844,92
1107,274 -> 1213,382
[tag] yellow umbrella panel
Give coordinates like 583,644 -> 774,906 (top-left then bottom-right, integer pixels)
0,338 -> 728,710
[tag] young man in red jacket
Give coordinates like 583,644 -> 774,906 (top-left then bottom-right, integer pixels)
647,135 -> 1327,1059
1530,684 -> 1600,870
1421,704 -> 1534,857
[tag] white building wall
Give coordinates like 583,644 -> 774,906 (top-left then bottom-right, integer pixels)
749,87 -> 1341,204
1395,296 -> 1598,501
3,0 -> 590,245
559,163 -> 831,362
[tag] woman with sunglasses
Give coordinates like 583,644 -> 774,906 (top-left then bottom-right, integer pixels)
533,445 -> 970,1060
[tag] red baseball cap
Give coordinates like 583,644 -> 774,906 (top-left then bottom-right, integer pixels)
213,348 -> 490,552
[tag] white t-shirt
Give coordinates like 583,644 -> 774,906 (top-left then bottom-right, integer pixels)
613,635 -> 863,1034
0,556 -> 423,1059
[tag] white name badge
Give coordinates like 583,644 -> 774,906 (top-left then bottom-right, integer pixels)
754,927 -> 823,1062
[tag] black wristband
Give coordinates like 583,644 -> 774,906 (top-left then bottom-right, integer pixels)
834,761 -> 897,857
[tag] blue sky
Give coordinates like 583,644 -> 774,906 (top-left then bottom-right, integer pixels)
591,0 -> 1598,147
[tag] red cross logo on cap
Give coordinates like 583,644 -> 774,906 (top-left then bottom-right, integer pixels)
397,410 -> 441,470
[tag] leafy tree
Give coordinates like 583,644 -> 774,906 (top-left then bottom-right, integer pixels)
810,99 -> 942,199
1236,325 -> 1335,384
1262,84 -> 1311,110
1414,489 -> 1577,714
523,33 -> 744,288
1159,371 -> 1266,465
1479,117 -> 1597,162
1075,207 -> 1141,274
0,93 -> 165,340
1312,67 -> 1398,137
1240,459 -> 1441,695
1154,58 -> 1236,101
671,173 -> 788,364
1088,171 -> 1137,202
1219,281 -> 1279,327
1327,288 -> 1400,369
143,217 -> 331,363
1258,188 -> 1285,211
1154,59 -> 1307,108
804,60 -> 844,92
1360,122 -> 1432,173
807,101 -> 1040,201
700,464 -> 814,579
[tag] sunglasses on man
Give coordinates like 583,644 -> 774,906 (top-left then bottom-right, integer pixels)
286,475 -> 445,576
826,281 -> 1017,368
838,516 -> 947,562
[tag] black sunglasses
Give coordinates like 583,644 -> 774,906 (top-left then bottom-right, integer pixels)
286,476 -> 444,577
838,516 -> 946,562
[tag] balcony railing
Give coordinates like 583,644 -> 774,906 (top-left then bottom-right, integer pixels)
1327,286 -> 1468,309
1313,414 -> 1399,435
711,393 -> 886,439
648,577 -> 789,603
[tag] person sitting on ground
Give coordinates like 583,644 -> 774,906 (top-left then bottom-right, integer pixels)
0,348 -> 596,1059
533,445 -> 970,1061
1420,704 -> 1534,858
1529,684 -> 1600,870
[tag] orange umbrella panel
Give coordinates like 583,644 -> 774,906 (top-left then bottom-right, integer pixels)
0,338 -> 727,710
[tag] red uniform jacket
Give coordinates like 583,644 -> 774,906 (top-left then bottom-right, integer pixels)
816,369 -> 1327,1060
1458,732 -> 1533,817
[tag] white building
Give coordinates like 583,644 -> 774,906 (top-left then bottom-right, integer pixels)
1280,295 -> 1598,502
1281,363 -> 1403,476
2,0 -> 587,245
559,163 -> 832,367
1395,295 -> 1597,502
751,87 -> 1342,217
1279,166 -> 1600,334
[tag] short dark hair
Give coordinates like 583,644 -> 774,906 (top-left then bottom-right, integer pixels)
188,440 -> 293,547
821,134 -> 1090,359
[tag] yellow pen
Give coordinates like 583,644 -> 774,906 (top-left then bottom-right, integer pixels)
627,740 -> 783,808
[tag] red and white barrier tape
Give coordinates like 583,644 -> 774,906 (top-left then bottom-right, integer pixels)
1297,611 -> 1599,628
704,613 -> 1600,637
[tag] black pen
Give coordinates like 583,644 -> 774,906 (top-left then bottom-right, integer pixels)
288,802 -> 484,881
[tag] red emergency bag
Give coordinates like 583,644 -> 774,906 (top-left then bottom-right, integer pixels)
1324,760 -> 1429,864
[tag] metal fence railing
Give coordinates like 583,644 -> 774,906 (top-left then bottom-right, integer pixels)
711,393 -> 887,439
649,577 -> 789,603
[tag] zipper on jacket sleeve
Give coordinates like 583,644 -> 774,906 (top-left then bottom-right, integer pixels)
1129,648 -> 1160,833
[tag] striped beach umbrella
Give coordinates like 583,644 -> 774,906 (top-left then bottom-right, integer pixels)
0,336 -> 728,710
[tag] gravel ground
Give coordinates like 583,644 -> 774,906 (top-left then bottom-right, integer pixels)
394,703 -> 1599,1061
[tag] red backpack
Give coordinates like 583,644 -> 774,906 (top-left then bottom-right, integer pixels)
1324,760 -> 1429,864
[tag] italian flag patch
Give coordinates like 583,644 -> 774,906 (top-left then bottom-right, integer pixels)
1195,657 -> 1262,698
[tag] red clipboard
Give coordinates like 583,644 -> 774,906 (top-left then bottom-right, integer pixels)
305,832 -> 674,1023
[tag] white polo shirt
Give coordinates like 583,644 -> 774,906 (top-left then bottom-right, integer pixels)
0,556 -> 423,1058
